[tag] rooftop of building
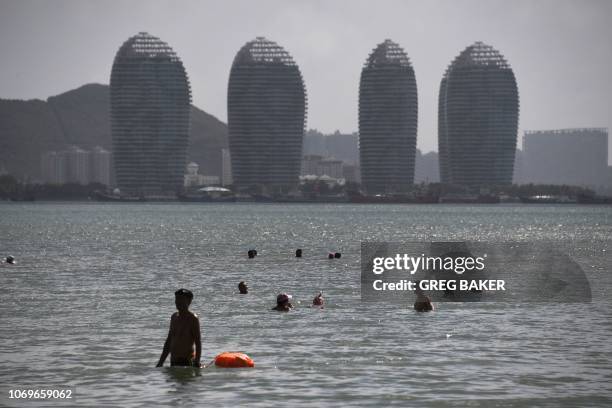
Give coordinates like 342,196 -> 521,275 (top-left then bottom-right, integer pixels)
233,37 -> 297,67
364,39 -> 412,69
525,128 -> 608,135
115,32 -> 180,62
449,41 -> 511,70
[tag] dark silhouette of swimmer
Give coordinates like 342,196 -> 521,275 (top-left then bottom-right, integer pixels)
5,255 -> 15,264
312,292 -> 324,307
156,289 -> 202,367
413,281 -> 434,312
295,249 -> 302,258
248,249 -> 256,259
238,281 -> 248,294
272,293 -> 293,312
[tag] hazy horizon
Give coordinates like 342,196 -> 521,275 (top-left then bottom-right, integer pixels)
0,0 -> 610,159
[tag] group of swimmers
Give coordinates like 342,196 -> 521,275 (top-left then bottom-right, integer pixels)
243,249 -> 329,312
155,250 -> 433,368
248,248 -> 341,260
155,286 -> 327,367
6,247 -> 432,369
6,246 -> 432,368
238,280 -> 325,311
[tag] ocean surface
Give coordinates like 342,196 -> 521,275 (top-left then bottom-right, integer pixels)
0,203 -> 611,407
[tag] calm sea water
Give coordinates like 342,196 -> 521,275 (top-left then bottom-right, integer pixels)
0,203 -> 611,407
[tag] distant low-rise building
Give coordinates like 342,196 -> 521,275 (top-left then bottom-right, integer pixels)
65,145 -> 90,184
522,128 -> 608,192
184,162 -> 220,187
199,175 -> 220,186
301,155 -> 344,179
90,146 -> 111,186
41,151 -> 67,184
318,158 -> 343,179
303,130 -> 359,165
301,155 -> 323,176
342,164 -> 361,184
41,145 -> 111,185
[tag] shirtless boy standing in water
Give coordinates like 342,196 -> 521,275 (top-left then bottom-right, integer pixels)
156,289 -> 202,367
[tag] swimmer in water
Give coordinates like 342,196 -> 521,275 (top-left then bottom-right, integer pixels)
156,289 -> 202,367
272,293 -> 293,312
238,281 -> 248,294
312,292 -> 324,307
413,281 -> 434,312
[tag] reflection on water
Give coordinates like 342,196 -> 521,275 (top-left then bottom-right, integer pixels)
0,203 -> 611,407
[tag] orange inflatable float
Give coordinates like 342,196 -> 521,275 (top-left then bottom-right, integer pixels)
214,352 -> 255,368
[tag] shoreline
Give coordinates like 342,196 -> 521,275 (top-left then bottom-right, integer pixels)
2,199 -> 612,206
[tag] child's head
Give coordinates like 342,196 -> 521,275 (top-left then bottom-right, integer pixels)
174,288 -> 193,310
276,293 -> 292,306
238,281 -> 248,294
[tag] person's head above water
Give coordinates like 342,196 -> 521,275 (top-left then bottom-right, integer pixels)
5,255 -> 15,264
238,281 -> 248,294
174,288 -> 193,311
277,293 -> 292,306
272,293 -> 294,311
312,292 -> 324,306
413,281 -> 434,312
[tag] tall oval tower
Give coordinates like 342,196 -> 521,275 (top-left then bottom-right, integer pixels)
438,42 -> 519,187
110,32 -> 191,197
227,37 -> 307,193
359,39 -> 418,194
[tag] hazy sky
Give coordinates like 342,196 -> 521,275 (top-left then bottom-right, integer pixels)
1,0 -> 610,159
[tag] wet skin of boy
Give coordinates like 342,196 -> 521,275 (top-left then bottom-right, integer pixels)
156,289 -> 202,367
